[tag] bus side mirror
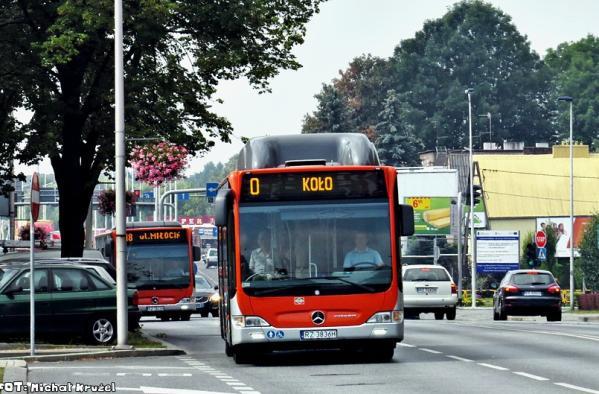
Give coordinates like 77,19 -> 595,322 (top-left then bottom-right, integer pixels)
192,246 -> 202,262
398,204 -> 415,236
215,189 -> 232,227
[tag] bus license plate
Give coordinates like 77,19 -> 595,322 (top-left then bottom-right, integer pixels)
147,306 -> 165,312
300,330 -> 337,340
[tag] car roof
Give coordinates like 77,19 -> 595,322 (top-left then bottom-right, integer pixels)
507,269 -> 553,275
402,264 -> 449,270
0,249 -> 104,263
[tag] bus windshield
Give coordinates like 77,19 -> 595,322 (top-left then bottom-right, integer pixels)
126,243 -> 191,289
239,200 -> 392,296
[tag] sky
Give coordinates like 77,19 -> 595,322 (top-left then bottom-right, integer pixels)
16,0 -> 599,176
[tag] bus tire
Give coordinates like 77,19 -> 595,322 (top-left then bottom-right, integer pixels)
180,313 -> 191,321
233,345 -> 251,364
225,342 -> 234,357
200,311 -> 209,318
434,312 -> 444,320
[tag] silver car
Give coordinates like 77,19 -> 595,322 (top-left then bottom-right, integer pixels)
403,264 -> 458,320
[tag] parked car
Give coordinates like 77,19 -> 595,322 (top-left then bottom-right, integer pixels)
0,262 -> 140,344
194,273 -> 219,317
493,269 -> 561,321
205,248 -> 218,268
403,264 -> 458,320
35,258 -> 117,285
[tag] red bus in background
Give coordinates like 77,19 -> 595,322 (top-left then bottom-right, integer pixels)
95,221 -> 197,321
214,134 -> 414,364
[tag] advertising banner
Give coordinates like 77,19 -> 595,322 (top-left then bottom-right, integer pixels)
535,217 -> 591,258
476,230 -> 520,273
405,197 -> 452,235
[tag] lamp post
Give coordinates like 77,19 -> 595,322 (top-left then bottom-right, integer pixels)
558,95 -> 574,311
478,112 -> 491,143
465,88 -> 475,308
114,0 -> 129,347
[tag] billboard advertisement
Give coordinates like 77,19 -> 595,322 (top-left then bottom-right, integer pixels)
404,197 -> 452,235
535,217 -> 591,258
476,230 -> 520,273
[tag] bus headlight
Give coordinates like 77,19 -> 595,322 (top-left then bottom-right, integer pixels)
367,311 -> 402,323
178,297 -> 196,304
232,316 -> 270,328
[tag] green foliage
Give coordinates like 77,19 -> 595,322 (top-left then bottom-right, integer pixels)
303,1 -> 555,164
0,0 -> 322,255
545,35 -> 599,146
579,214 -> 599,291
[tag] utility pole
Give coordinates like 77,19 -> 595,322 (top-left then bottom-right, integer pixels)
465,88 -> 476,308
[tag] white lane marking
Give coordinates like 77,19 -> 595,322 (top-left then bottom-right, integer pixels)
117,372 -> 152,377
29,366 -> 194,370
554,383 -> 599,393
233,388 -> 256,392
140,387 -> 233,394
73,372 -> 111,376
419,348 -> 442,354
513,372 -> 549,381
157,373 -> 193,377
225,382 -> 247,386
477,363 -> 509,371
446,355 -> 473,362
215,376 -> 234,379
453,322 -> 599,343
397,343 -> 415,348
116,388 -> 143,392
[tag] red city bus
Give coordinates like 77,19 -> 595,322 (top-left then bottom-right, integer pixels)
214,134 -> 414,363
95,221 -> 198,321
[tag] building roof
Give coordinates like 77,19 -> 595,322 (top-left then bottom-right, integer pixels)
475,149 -> 599,218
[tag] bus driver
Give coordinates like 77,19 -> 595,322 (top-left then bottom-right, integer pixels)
343,230 -> 384,269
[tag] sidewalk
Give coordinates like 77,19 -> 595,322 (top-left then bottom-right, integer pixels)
1,359 -> 27,388
455,306 -> 599,322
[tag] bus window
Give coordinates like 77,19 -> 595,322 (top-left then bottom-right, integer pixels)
126,243 -> 190,289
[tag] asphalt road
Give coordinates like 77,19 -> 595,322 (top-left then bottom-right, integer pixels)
26,309 -> 599,394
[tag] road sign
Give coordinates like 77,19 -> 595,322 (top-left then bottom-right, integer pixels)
142,191 -> 154,200
475,230 -> 520,273
31,173 -> 40,222
206,182 -> 219,198
177,193 -> 190,201
537,247 -> 547,261
535,230 -> 547,248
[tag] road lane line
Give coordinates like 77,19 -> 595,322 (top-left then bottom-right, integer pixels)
73,372 -> 111,376
233,388 -> 256,392
157,373 -> 193,377
513,372 -> 549,381
397,343 -> 415,348
446,355 -> 473,362
225,382 -> 247,386
478,363 -> 509,371
419,348 -> 442,354
116,388 -> 142,392
554,383 -> 599,393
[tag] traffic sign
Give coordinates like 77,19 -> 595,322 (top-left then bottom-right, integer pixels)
537,246 -> 547,261
206,182 -> 219,198
31,173 -> 40,222
177,192 -> 190,201
142,191 -> 154,200
535,230 -> 547,248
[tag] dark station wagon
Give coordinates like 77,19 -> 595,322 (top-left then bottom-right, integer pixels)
0,262 -> 140,344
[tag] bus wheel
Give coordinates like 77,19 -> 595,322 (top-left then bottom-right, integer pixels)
200,311 -> 209,318
225,342 -> 234,357
233,345 -> 251,364
180,313 -> 191,321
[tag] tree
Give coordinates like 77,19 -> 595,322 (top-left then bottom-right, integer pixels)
545,35 -> 599,148
0,0 -> 323,256
302,84 -> 354,134
374,90 -> 423,166
579,214 -> 599,291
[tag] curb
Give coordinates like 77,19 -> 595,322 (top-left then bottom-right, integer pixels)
578,315 -> 599,322
22,347 -> 185,363
1,360 -> 28,386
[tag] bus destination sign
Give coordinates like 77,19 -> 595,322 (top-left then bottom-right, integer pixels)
240,171 -> 387,202
127,229 -> 187,244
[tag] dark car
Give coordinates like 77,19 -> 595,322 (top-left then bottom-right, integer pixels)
493,269 -> 561,321
0,262 -> 140,344
194,273 -> 219,317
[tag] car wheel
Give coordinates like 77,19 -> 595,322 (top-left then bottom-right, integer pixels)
89,316 -> 116,344
547,310 -> 562,322
434,312 -> 444,320
211,310 -> 219,318
446,307 -> 456,321
499,307 -> 508,321
233,345 -> 251,364
201,311 -> 209,318
180,313 -> 191,321
493,307 -> 500,321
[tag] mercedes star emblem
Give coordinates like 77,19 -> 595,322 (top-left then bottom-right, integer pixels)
151,296 -> 159,305
311,311 -> 325,325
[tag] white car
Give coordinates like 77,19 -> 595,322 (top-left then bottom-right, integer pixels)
403,264 -> 458,320
205,248 -> 218,268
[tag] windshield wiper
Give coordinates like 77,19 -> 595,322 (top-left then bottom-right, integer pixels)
318,276 -> 376,292
251,283 -> 314,296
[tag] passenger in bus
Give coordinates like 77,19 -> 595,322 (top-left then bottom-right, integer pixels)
343,230 -> 384,269
249,231 -> 274,274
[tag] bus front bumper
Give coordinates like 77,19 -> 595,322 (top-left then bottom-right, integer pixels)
231,322 -> 404,347
138,302 -> 197,315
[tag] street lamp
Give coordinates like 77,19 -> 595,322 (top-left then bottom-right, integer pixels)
465,88 -> 475,308
557,95 -> 574,311
477,112 -> 492,144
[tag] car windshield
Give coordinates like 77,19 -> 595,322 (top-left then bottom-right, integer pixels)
208,250 -> 217,257
239,200 -> 392,296
195,275 -> 214,290
126,243 -> 191,289
0,268 -> 19,289
512,273 -> 554,285
403,267 -> 451,282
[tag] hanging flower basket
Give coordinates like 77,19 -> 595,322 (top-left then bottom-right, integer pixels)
19,224 -> 48,241
130,142 -> 189,186
98,189 -> 136,216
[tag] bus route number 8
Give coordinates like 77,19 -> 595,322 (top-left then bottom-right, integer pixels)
249,178 -> 260,196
